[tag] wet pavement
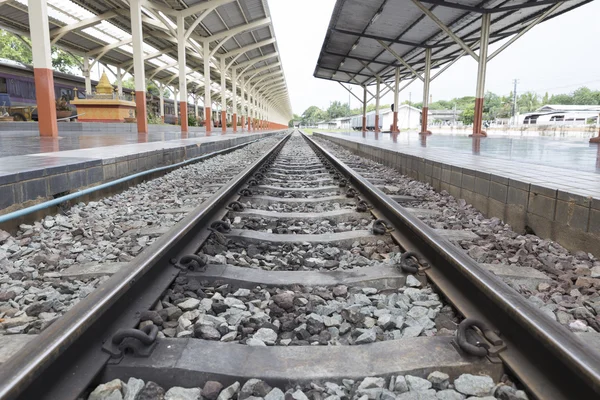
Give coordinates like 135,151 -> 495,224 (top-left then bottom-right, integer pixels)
336,130 -> 600,173
0,130 -> 216,157
317,131 -> 600,199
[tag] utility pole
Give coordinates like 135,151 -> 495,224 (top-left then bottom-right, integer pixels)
512,79 -> 519,126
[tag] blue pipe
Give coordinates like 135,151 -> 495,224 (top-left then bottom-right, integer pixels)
0,138 -> 264,224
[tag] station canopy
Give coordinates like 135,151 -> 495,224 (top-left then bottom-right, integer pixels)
314,0 -> 591,87
0,0 -> 290,111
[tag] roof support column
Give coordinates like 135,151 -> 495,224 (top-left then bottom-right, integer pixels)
240,76 -> 245,132
393,68 -> 400,133
473,13 -> 490,138
204,44 -> 212,134
248,91 -> 252,131
420,48 -> 432,135
194,95 -> 199,120
177,14 -> 188,134
130,0 -> 148,134
159,83 -> 165,123
174,88 -> 179,119
362,85 -> 367,136
232,68 -> 237,132
220,58 -> 227,133
83,56 -> 92,95
29,0 -> 58,137
259,96 -> 262,129
117,67 -> 123,96
375,77 -> 381,134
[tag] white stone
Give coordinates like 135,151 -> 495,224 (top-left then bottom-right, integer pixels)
406,275 -> 421,288
453,374 -> 494,397
246,337 -> 267,346
358,377 -> 385,390
217,382 -> 240,400
178,298 -> 201,311
165,387 -> 201,400
253,328 -> 277,345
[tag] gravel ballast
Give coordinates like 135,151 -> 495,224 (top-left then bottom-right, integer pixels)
0,135 -> 283,336
314,136 -> 600,335
86,373 -> 528,400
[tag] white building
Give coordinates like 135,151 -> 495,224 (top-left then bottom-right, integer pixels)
350,105 -> 421,131
521,105 -> 600,126
316,116 -> 351,130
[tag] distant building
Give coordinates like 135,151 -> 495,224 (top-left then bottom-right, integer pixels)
349,105 -> 421,131
316,116 -> 351,130
521,104 -> 600,125
428,109 -> 463,125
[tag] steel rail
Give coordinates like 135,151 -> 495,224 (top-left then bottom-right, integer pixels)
301,132 -> 600,400
0,132 -> 292,400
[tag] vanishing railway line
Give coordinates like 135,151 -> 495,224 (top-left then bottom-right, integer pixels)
0,131 -> 599,400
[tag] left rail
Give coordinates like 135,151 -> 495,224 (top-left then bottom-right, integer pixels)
0,133 -> 291,400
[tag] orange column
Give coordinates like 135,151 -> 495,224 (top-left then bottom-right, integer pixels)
180,102 -> 188,133
392,112 -> 398,132
233,114 -> 237,132
421,106 -> 429,134
241,116 -> 245,132
29,0 -> 58,137
221,111 -> 226,134
248,116 -> 251,131
374,114 -> 380,133
473,98 -> 485,136
205,107 -> 212,135
135,92 -> 148,134
34,69 -> 58,137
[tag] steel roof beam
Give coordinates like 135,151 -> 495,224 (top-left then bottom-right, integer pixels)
181,0 -> 236,18
420,0 -> 566,14
243,62 -> 281,79
317,66 -> 374,78
489,0 -> 567,13
202,17 -> 271,43
250,73 -> 283,91
140,0 -> 178,16
417,0 -> 480,13
333,28 -> 431,49
487,2 -> 563,62
235,52 -> 278,71
50,11 -> 117,45
410,0 -> 479,61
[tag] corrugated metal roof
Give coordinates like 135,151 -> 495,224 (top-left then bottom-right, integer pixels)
314,0 -> 592,87
0,0 -> 290,115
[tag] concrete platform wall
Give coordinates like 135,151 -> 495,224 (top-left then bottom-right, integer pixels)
0,132 -> 279,214
315,132 -> 600,256
0,121 -> 207,133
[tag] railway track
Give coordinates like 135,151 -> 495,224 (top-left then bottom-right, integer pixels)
0,131 -> 599,400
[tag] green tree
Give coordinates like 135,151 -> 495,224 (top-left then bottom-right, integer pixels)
326,101 -> 350,119
542,92 -> 549,105
459,102 -> 475,125
0,30 -> 81,73
301,105 -> 326,125
572,87 -> 600,105
51,49 -> 82,73
0,31 -> 32,64
548,93 -> 572,105
518,91 -> 540,113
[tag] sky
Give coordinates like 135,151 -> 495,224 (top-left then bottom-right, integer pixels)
268,0 -> 600,116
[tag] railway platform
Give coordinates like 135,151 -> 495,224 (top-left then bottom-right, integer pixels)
0,129 -> 281,212
314,131 -> 600,256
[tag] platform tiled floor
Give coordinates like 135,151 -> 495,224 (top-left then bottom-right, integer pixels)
319,131 -> 600,199
0,130 -> 265,185
0,129 -> 249,157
